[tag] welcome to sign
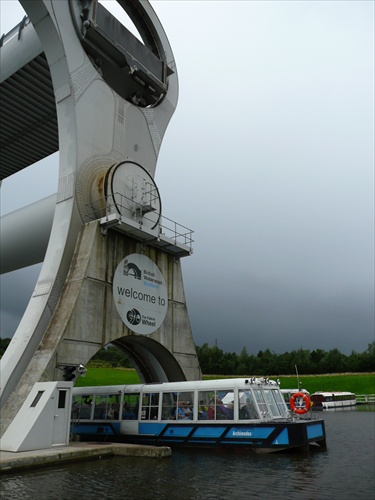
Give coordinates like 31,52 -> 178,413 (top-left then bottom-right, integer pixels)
113,254 -> 168,334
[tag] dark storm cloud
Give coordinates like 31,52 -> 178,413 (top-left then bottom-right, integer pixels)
184,269 -> 374,355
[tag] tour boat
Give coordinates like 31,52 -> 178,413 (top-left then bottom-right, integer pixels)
310,391 -> 357,410
71,378 -> 326,452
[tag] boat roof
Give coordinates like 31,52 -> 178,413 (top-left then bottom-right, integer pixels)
280,388 -> 309,394
72,378 -> 281,395
311,391 -> 355,396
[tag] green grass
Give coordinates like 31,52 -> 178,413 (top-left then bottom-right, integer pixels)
278,374 -> 375,395
75,368 -> 375,395
75,368 -> 141,387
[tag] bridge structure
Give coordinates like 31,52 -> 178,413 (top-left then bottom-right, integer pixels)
0,0 -> 201,438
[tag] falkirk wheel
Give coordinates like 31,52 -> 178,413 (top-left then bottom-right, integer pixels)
0,0 -> 201,435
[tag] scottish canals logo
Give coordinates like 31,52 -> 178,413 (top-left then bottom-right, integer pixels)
127,308 -> 141,325
113,254 -> 168,334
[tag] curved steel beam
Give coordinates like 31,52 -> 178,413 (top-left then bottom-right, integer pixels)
0,195 -> 56,274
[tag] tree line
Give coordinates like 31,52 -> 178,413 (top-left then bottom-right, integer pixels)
195,342 -> 375,375
1,337 -> 373,375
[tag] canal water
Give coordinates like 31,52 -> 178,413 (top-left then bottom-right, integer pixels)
1,407 -> 374,500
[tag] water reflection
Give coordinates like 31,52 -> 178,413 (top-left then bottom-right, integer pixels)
356,404 -> 375,412
1,409 -> 374,500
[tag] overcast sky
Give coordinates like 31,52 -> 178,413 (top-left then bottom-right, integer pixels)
0,1 -> 374,355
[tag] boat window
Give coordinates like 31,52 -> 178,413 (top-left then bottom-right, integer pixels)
263,389 -> 282,417
252,389 -> 269,416
158,391 -> 195,420
197,398 -> 208,420
198,390 -> 234,420
161,392 -> 176,420
174,392 -> 194,420
93,394 -> 120,420
238,390 -> 259,420
71,394 -> 93,420
122,393 -> 139,420
273,389 -> 287,415
141,393 -> 160,420
282,392 -> 290,404
94,395 -> 107,419
311,394 -> 324,402
198,390 -> 212,420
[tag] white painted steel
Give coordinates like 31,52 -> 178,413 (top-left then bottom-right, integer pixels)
0,195 -> 56,274
0,381 -> 73,452
0,0 -> 179,411
0,18 -> 43,83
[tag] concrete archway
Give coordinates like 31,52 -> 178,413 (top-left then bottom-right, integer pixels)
0,220 -> 201,436
112,336 -> 187,383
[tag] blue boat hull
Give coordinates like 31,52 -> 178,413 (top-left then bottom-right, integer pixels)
72,420 -> 326,452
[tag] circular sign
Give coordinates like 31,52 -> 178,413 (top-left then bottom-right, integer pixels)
113,254 -> 168,334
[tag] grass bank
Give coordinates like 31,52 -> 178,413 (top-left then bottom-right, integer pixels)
75,368 -> 141,387
75,368 -> 375,395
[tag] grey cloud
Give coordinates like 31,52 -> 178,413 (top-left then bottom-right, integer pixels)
0,1 -> 373,357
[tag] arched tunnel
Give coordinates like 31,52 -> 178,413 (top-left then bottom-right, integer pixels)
111,336 -> 187,384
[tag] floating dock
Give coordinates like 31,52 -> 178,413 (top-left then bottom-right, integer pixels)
0,442 -> 171,474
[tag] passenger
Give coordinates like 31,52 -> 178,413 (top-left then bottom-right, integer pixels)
207,396 -> 230,420
198,400 -> 208,420
133,402 -> 139,418
226,402 -> 234,419
150,407 -> 158,420
71,402 -> 80,420
175,401 -> 191,419
207,400 -> 215,420
215,399 -> 232,419
113,403 -> 119,419
184,401 -> 193,419
95,401 -> 107,419
240,398 -> 259,420
122,402 -> 136,420
107,406 -> 115,419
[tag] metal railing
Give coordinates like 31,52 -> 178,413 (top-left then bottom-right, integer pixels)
87,192 -> 194,252
158,213 -> 194,249
356,394 -> 375,404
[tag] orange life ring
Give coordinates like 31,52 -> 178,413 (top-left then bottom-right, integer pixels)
289,392 -> 311,414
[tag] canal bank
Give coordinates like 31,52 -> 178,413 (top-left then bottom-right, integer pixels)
0,442 -> 171,474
